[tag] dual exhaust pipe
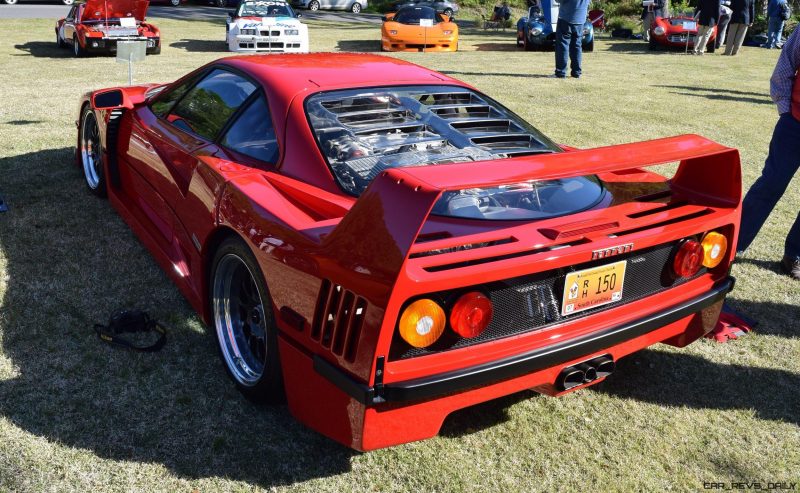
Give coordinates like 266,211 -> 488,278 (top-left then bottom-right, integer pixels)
557,355 -> 615,391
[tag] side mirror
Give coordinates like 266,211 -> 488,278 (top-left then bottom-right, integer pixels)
92,89 -> 125,109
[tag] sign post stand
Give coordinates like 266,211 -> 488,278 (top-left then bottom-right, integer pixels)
116,40 -> 147,85
420,17 -> 433,53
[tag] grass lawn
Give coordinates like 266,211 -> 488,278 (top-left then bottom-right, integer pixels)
0,14 -> 799,493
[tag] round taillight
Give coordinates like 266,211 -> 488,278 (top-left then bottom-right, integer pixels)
450,291 -> 493,338
701,231 -> 728,268
398,299 -> 446,348
673,239 -> 704,278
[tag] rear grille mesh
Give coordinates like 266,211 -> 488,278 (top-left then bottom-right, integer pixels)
391,240 -> 705,360
312,280 -> 367,362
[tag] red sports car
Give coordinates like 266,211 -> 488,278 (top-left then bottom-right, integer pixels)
75,54 -> 741,451
649,15 -> 717,51
56,0 -> 161,57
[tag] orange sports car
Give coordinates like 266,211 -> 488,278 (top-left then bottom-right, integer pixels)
381,5 -> 458,52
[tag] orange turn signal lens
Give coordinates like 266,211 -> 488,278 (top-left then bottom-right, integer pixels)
701,231 -> 728,268
399,299 -> 446,348
450,291 -> 493,338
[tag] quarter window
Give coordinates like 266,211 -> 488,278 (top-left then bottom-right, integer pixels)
165,69 -> 257,141
221,93 -> 279,164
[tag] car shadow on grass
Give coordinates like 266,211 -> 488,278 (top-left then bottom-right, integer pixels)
472,42 -> 520,51
595,350 -> 800,426
336,39 -> 381,52
13,42 -> 74,59
0,148 -> 354,488
439,391 -> 536,437
440,70 -> 554,78
170,39 -> 230,52
604,40 -> 676,54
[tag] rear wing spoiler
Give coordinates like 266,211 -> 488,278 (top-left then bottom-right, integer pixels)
321,134 -> 740,305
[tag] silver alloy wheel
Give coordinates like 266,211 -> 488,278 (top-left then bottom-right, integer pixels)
308,0 -> 319,10
80,110 -> 102,190
212,253 -> 268,387
5,0 -> 19,4
351,2 -> 361,12
62,0 -> 74,4
170,0 -> 180,5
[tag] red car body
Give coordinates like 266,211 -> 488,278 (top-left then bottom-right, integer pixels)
75,54 -> 741,451
649,15 -> 717,51
56,0 -> 161,56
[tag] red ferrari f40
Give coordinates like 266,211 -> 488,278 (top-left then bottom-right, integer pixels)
75,54 -> 741,450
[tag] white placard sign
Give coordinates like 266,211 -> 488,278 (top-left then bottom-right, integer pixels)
420,18 -> 433,27
119,17 -> 137,27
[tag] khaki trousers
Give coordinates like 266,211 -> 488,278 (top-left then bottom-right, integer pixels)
693,25 -> 714,54
724,23 -> 749,55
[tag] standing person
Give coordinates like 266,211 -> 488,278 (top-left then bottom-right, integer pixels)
694,0 -> 721,54
765,0 -> 788,48
723,0 -> 754,55
641,0 -> 666,42
552,0 -> 590,78
737,27 -> 800,279
715,1 -> 732,49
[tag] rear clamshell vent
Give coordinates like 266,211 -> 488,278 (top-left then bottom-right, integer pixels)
311,280 -> 367,362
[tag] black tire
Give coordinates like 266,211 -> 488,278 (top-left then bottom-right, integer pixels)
56,31 -> 66,48
443,7 -> 452,16
584,40 -> 593,52
214,0 -> 226,7
308,0 -> 319,10
149,45 -> 161,55
648,36 -> 659,51
210,237 -> 284,404
524,34 -> 533,51
73,35 -> 85,57
350,2 -> 361,12
78,106 -> 107,197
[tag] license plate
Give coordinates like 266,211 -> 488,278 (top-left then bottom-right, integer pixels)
682,21 -> 697,30
561,260 -> 627,316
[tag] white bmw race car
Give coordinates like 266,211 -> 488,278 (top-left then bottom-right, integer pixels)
226,1 -> 309,53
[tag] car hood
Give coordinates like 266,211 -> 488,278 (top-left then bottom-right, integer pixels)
80,0 -> 150,22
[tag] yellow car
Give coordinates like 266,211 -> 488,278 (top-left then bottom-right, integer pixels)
381,6 -> 458,52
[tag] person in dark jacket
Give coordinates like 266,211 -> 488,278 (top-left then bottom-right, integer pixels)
641,0 -> 666,41
694,0 -> 721,54
723,0 -> 755,55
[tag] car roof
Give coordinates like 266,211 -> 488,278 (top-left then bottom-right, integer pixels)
218,53 -> 461,103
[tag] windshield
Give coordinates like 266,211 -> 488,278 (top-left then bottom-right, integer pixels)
306,85 -> 606,220
394,6 -> 437,24
669,18 -> 696,26
238,1 -> 294,17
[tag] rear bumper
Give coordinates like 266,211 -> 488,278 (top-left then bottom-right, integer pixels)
316,276 -> 733,404
282,277 -> 733,450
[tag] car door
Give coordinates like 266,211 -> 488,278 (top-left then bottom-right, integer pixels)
63,5 -> 79,42
123,68 -> 259,279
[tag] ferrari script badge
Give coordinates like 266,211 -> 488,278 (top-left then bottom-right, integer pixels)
591,243 -> 634,260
